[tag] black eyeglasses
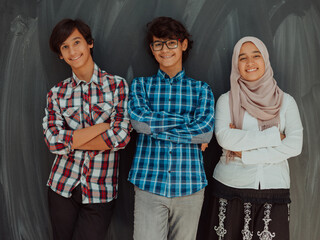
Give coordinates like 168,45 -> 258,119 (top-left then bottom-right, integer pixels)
150,39 -> 181,51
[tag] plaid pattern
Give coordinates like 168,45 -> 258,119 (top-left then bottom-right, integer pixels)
128,69 -> 215,197
43,63 -> 131,204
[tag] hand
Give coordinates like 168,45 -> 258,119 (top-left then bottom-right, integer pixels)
201,143 -> 208,152
280,132 -> 286,140
229,123 -> 236,129
232,151 -> 242,158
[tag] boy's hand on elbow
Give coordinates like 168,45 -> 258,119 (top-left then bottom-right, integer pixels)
201,143 -> 208,152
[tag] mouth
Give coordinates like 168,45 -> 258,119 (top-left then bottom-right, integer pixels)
160,54 -> 174,59
70,54 -> 82,61
246,68 -> 258,73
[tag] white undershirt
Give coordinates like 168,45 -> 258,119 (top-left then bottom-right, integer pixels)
213,92 -> 303,190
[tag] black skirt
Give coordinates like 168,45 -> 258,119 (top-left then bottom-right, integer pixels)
206,178 -> 291,240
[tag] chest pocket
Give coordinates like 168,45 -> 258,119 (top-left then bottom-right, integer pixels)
91,102 -> 113,124
62,106 -> 81,130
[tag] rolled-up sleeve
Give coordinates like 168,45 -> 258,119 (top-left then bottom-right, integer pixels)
42,91 -> 74,155
101,77 -> 131,151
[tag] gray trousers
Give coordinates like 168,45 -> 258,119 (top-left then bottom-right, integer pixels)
133,186 -> 205,240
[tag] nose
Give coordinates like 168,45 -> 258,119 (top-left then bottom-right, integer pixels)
69,46 -> 76,55
246,57 -> 254,65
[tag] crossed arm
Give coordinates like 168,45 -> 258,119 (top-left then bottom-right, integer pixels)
128,77 -> 215,145
214,93 -> 303,164
43,79 -> 131,154
71,123 -> 111,150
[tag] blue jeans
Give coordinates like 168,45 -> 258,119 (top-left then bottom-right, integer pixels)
133,187 -> 205,240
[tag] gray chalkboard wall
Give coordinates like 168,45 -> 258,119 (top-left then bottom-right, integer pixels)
0,0 -> 319,239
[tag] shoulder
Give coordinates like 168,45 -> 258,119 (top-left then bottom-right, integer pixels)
184,75 -> 213,92
47,77 -> 73,99
131,75 -> 157,86
100,70 -> 129,90
216,92 -> 230,105
282,92 -> 298,108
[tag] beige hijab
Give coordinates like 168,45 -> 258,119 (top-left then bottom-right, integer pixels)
229,36 -> 283,130
227,37 -> 283,160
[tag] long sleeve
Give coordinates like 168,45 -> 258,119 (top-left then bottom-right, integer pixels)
101,77 -> 131,151
42,90 -> 74,155
128,77 -> 186,134
215,93 -> 282,151
154,83 -> 215,144
242,95 -> 303,164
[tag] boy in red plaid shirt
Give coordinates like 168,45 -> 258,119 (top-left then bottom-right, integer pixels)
42,18 -> 131,240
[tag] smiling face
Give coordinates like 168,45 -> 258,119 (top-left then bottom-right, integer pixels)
59,28 -> 94,74
238,42 -> 265,81
151,36 -> 188,78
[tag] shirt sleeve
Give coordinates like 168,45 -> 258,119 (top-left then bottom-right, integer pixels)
128,77 -> 186,134
215,93 -> 282,151
42,90 -> 74,155
101,77 -> 131,151
154,83 -> 215,144
242,95 -> 303,164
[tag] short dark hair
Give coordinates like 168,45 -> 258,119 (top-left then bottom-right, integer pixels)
49,19 -> 94,56
146,17 -> 193,62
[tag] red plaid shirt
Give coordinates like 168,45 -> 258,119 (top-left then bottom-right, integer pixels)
43,63 -> 131,203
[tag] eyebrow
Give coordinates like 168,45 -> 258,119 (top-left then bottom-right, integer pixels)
238,50 -> 261,58
61,37 -> 82,45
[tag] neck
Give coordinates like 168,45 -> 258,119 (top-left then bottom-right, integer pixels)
160,65 -> 183,78
72,58 -> 94,83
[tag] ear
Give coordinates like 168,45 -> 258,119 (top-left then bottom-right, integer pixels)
181,39 -> 188,51
89,40 -> 94,49
59,54 -> 63,60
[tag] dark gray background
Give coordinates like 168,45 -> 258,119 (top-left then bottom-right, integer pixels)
0,0 -> 319,239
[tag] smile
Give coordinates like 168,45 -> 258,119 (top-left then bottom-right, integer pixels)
246,68 -> 258,72
70,54 -> 82,61
160,54 -> 174,59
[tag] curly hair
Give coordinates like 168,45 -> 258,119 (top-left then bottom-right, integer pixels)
146,17 -> 193,62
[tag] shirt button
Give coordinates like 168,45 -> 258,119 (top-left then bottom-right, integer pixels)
168,171 -> 171,173
81,176 -> 86,181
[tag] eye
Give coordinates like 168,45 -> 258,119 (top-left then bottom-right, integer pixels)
74,40 -> 81,45
61,45 -> 68,50
239,57 -> 247,61
254,55 -> 261,58
153,42 -> 162,47
167,40 -> 177,47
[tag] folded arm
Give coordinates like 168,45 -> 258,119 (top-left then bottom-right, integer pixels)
214,93 -> 282,152
128,77 -> 186,135
153,84 -> 215,144
241,96 -> 303,164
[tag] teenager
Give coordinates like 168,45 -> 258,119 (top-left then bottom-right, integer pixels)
208,36 -> 303,239
42,19 -> 131,240
128,16 -> 215,240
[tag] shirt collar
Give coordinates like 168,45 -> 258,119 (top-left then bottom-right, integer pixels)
156,68 -> 186,81
71,63 -> 103,87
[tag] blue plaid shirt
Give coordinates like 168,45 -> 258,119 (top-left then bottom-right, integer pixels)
128,69 -> 215,197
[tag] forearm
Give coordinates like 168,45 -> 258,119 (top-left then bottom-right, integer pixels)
75,135 -> 111,150
71,123 -> 110,149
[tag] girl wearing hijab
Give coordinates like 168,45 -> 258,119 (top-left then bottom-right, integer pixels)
208,37 -> 303,240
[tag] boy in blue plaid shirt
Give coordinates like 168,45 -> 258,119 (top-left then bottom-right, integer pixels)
128,17 -> 215,240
